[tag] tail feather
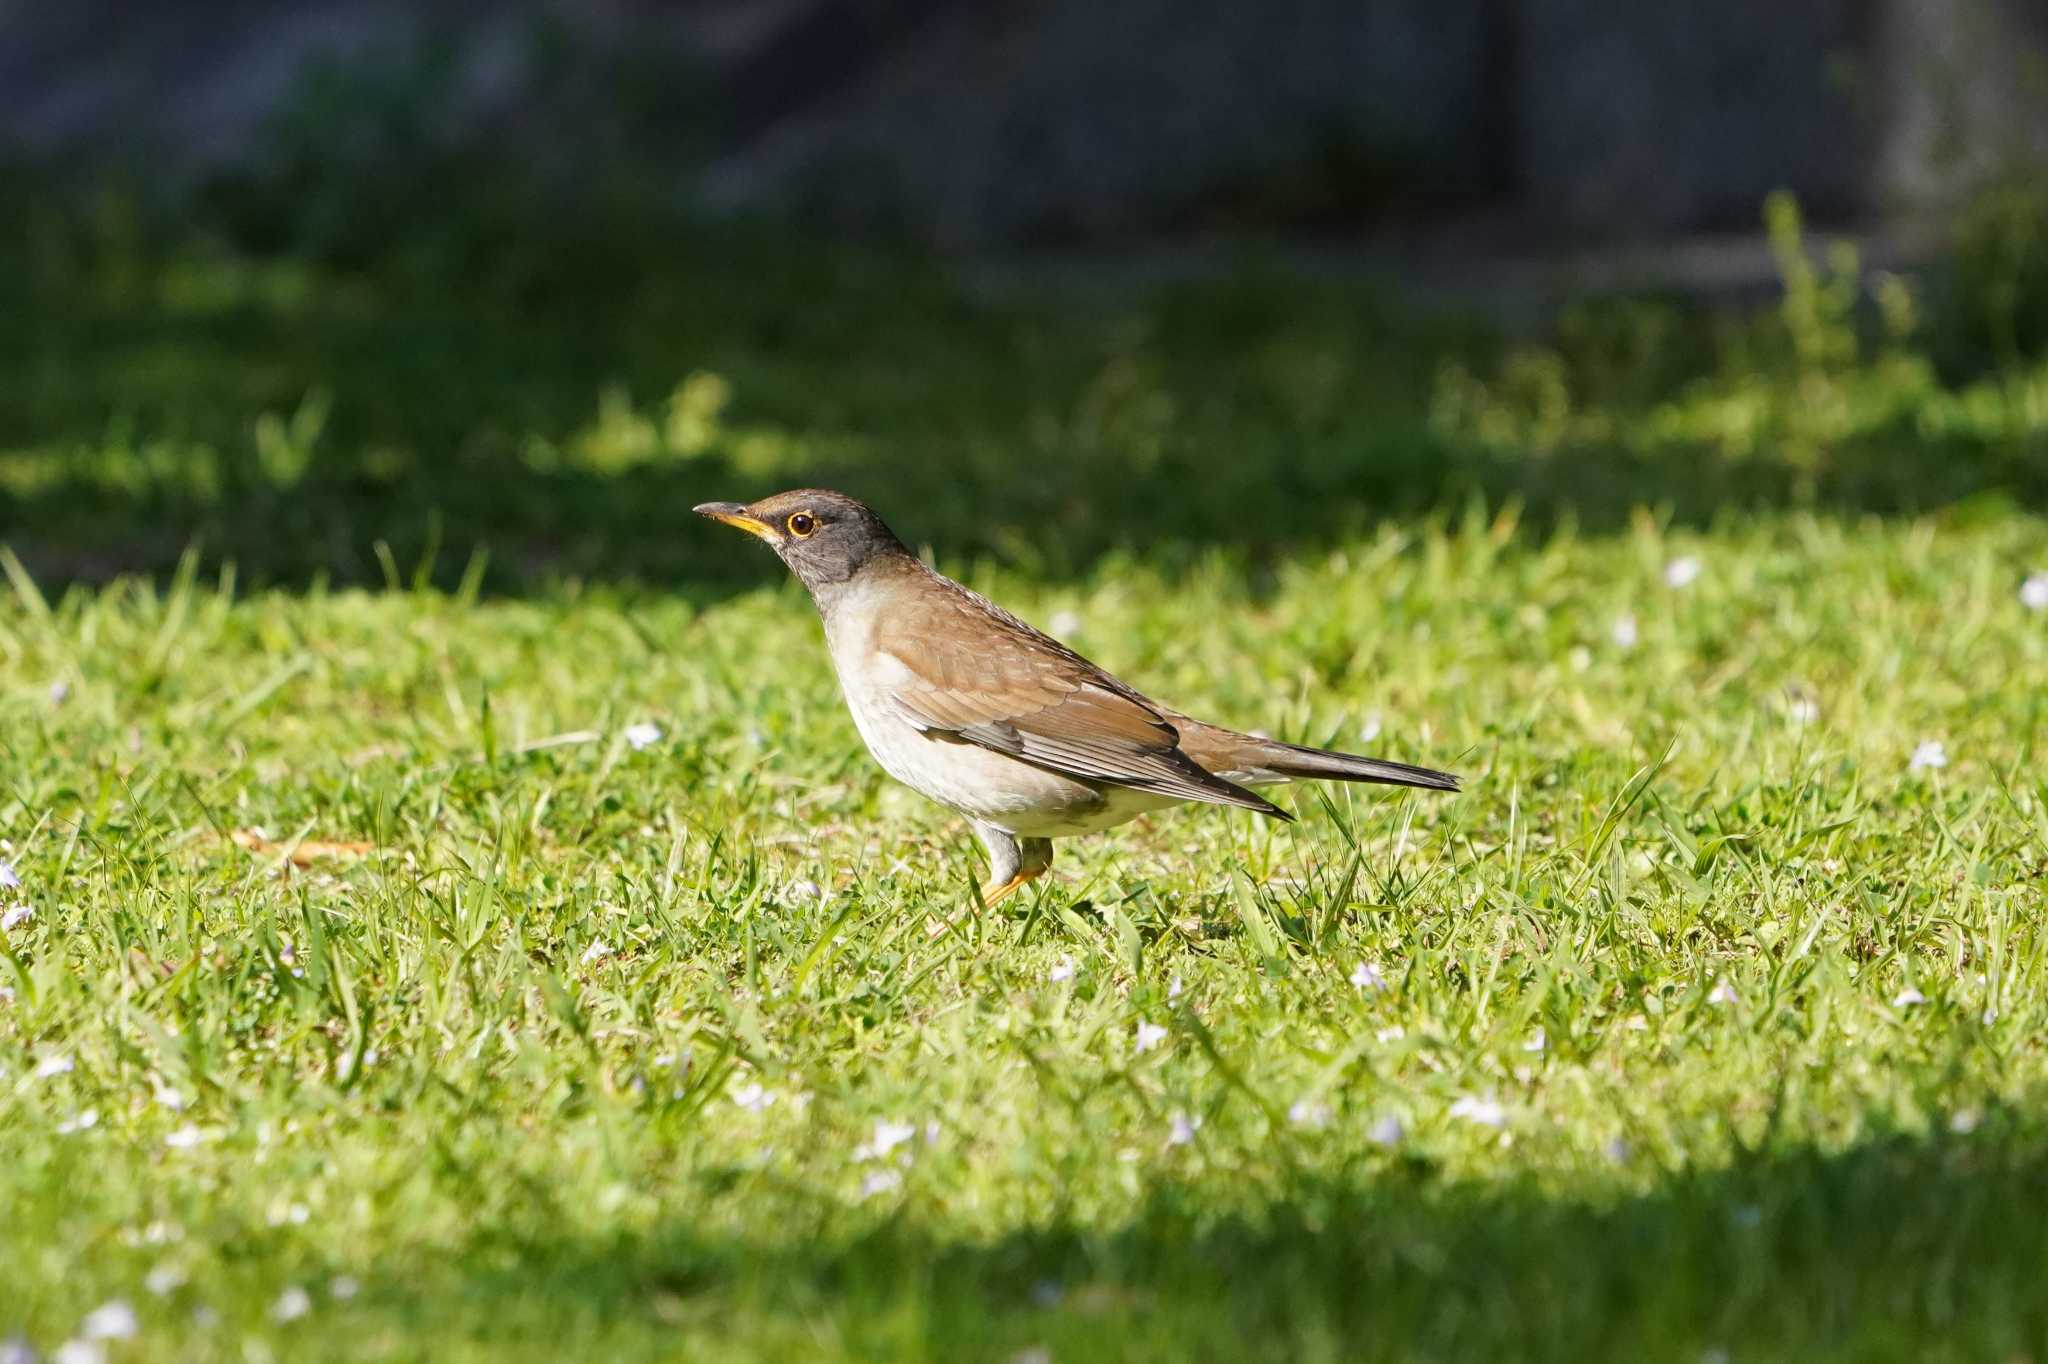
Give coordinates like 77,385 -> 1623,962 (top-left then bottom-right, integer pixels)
1254,739 -> 1460,792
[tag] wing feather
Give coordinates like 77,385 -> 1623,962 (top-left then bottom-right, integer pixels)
877,577 -> 1286,818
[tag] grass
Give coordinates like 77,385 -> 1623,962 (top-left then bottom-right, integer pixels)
3,185 -> 2048,1361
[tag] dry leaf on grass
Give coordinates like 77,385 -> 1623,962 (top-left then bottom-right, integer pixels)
230,828 -> 377,866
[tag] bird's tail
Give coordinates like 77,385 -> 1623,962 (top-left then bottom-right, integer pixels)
1245,737 -> 1460,792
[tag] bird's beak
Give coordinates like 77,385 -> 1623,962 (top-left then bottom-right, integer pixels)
694,501 -> 777,542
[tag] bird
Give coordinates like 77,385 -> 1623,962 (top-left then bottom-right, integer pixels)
696,490 -> 1458,906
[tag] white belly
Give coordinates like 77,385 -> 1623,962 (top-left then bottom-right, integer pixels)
819,591 -> 1173,837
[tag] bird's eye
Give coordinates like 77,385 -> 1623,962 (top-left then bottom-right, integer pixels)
786,512 -> 817,538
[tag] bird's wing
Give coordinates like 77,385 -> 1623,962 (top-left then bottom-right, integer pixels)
875,579 -> 1287,818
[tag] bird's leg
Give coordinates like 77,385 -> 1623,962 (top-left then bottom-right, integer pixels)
974,825 -> 1054,908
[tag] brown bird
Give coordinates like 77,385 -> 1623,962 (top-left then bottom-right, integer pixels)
696,490 -> 1457,906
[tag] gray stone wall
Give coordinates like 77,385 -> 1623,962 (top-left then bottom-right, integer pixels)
2,0 -> 2043,247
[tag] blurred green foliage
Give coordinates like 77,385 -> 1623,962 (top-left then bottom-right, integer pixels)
4,160 -> 2048,595
1931,172 -> 2048,375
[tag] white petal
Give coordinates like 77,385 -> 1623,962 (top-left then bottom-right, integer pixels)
1610,614 -> 1639,648
1449,1095 -> 1507,1128
1134,1020 -> 1168,1054
1663,556 -> 1702,588
80,1300 -> 139,1340
623,722 -> 663,751
271,1285 -> 313,1323
870,1120 -> 917,1157
1909,739 -> 1949,771
2020,572 -> 2048,611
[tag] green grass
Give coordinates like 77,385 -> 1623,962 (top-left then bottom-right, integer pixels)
4,190 -> 2048,1361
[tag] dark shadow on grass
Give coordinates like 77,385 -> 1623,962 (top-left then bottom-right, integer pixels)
5,212 -> 2046,597
328,1123 -> 2045,1361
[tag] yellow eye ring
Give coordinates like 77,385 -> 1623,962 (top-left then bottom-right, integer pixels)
786,512 -> 817,538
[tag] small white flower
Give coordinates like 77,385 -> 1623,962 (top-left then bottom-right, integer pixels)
623,722 -> 663,751
1909,739 -> 1948,771
1368,1115 -> 1406,1145
329,1276 -> 360,1301
859,1169 -> 903,1199
1892,987 -> 1926,1008
1167,974 -> 1183,1001
580,940 -> 613,965
1523,1028 -> 1547,1053
1287,1098 -> 1331,1130
52,1342 -> 106,1364
79,1300 -> 138,1340
0,861 -> 17,890
1663,555 -> 1701,589
145,1262 -> 186,1296
1,903 -> 30,931
0,1343 -> 32,1364
154,1085 -> 186,1111
786,878 -> 825,902
1950,1108 -> 1982,1134
1047,956 -> 1076,984
272,1285 -> 312,1323
1134,1020 -> 1168,1054
1047,610 -> 1083,638
1568,646 -> 1593,673
1708,978 -> 1738,1006
923,1119 -> 942,1147
1374,1025 -> 1405,1043
1603,1136 -> 1632,1162
1166,1111 -> 1201,1146
2021,572 -> 2048,612
1449,1095 -> 1507,1128
1610,614 -> 1639,649
35,1044 -> 73,1081
164,1125 -> 205,1150
1358,713 -> 1383,743
1349,961 -> 1388,994
1786,695 -> 1820,725
57,1109 -> 99,1134
857,1119 -> 917,1161
49,680 -> 70,706
730,1082 -> 775,1113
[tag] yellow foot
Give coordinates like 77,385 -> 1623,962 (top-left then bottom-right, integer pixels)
977,865 -> 1048,909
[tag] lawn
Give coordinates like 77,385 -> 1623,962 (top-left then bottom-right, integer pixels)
3,188 -> 2048,1361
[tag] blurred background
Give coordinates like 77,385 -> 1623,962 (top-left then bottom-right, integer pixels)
4,0 -> 2047,593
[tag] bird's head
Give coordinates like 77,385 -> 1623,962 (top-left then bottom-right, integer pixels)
694,489 -> 908,592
